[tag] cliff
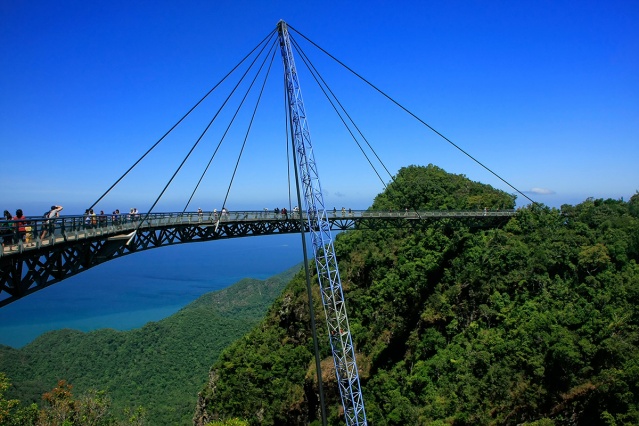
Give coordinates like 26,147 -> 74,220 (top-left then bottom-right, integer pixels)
194,165 -> 639,425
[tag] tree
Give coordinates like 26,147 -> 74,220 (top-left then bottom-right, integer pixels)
0,373 -> 39,426
40,380 -> 76,425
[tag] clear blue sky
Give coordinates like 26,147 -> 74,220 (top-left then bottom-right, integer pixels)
2,0 -> 638,215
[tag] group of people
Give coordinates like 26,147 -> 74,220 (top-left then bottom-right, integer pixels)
0,204 -> 142,247
0,205 -> 64,247
273,207 -> 289,217
82,208 -> 141,228
212,208 -> 229,219
268,206 -> 300,218
3,204 -> 351,247
333,207 -> 353,216
1,209 -> 26,246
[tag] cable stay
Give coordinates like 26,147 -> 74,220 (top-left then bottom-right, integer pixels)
87,27 -> 281,236
290,36 -> 391,190
216,47 -> 279,227
287,24 -> 537,206
131,37 -> 279,237
88,28 -> 278,212
183,39 -> 280,212
288,34 -> 423,218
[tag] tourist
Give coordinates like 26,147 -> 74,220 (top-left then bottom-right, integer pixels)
12,209 -> 27,244
1,210 -> 13,247
41,205 -> 63,240
84,209 -> 92,229
99,210 -> 107,227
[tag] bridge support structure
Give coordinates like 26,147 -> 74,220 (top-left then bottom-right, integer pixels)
277,21 -> 368,425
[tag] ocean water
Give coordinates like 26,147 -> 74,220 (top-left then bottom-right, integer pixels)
0,233 -> 307,348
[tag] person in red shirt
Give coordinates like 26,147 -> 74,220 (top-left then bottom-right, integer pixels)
12,209 -> 27,244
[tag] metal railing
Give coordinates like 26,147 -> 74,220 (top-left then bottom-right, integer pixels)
0,209 -> 516,255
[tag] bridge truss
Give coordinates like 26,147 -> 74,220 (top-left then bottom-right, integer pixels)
0,210 -> 513,308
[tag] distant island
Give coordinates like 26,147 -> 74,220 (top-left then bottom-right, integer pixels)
1,264 -> 301,425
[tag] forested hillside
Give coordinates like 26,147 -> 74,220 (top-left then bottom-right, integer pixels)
195,164 -> 639,425
0,264 -> 301,425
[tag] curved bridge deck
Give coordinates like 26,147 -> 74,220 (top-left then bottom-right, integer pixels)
0,209 -> 515,306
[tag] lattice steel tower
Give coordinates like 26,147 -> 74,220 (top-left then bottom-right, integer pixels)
277,21 -> 367,425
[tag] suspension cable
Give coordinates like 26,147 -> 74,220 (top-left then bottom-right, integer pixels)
290,36 -> 390,190
288,24 -> 537,205
133,39 -> 278,234
132,40 -> 277,231
88,28 -> 277,211
182,38 -> 280,212
218,46 -> 278,220
290,35 -> 423,217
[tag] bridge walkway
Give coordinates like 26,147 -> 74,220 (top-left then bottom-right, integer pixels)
0,209 -> 515,307
0,209 -> 515,257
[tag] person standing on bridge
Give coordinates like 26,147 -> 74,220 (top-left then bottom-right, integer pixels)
112,209 -> 121,227
41,205 -> 63,240
98,210 -> 107,227
1,210 -> 13,247
12,209 -> 27,244
84,209 -> 92,229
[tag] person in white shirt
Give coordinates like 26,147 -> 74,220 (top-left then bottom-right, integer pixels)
41,205 -> 63,240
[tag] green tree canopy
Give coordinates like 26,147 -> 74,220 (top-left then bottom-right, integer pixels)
196,166 -> 639,425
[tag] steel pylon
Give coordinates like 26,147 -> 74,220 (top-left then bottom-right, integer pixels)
277,20 -> 367,426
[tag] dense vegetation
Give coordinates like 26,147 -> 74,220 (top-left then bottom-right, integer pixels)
0,264 -> 301,425
1,373 -> 147,425
195,164 -> 639,425
2,164 -> 637,425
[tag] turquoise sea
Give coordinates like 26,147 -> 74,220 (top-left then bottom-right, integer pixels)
0,233 -> 307,348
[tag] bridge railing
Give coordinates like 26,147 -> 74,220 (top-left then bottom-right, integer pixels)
0,209 -> 515,253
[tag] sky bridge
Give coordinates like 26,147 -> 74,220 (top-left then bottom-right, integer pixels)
1,20 -> 527,426
1,6 -> 636,426
0,208 -> 514,307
